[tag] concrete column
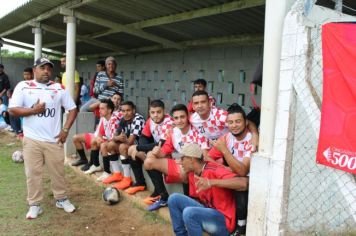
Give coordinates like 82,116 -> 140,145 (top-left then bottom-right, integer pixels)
335,0 -> 343,12
32,27 -> 42,62
64,15 -> 76,99
247,0 -> 296,235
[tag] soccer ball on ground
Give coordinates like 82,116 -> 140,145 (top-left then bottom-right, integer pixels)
102,187 -> 121,205
12,150 -> 24,163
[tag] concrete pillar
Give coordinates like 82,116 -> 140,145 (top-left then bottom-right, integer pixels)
64,15 -> 76,99
247,0 -> 296,235
32,27 -> 42,62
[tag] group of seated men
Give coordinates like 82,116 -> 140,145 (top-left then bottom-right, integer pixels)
71,79 -> 258,236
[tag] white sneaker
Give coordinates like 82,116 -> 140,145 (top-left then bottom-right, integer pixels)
84,165 -> 102,174
56,199 -> 75,213
96,172 -> 110,182
26,205 -> 43,219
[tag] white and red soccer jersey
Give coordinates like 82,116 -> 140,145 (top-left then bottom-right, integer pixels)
142,114 -> 173,142
112,110 -> 123,121
190,106 -> 228,141
9,80 -> 76,142
209,131 -> 253,175
161,125 -> 209,156
94,114 -> 119,140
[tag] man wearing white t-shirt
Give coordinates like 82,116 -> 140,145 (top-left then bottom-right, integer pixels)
8,58 -> 78,220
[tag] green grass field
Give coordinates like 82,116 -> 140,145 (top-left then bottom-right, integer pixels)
0,132 -> 172,236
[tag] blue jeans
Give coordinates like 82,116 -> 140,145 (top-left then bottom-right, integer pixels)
2,95 -> 8,106
168,193 -> 229,236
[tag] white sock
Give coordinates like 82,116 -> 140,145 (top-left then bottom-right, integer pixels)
110,160 -> 122,173
238,220 -> 246,226
122,164 -> 131,177
120,155 -> 131,177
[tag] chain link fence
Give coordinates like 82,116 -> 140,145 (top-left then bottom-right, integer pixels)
283,4 -> 356,235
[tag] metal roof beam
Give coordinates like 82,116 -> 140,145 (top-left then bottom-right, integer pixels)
2,38 -> 63,57
44,0 -> 264,49
60,9 -> 184,50
129,0 -> 265,28
41,24 -> 127,53
0,0 -> 98,37
78,34 -> 263,58
85,0 -> 265,39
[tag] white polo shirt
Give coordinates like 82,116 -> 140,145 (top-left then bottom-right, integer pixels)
9,80 -> 76,142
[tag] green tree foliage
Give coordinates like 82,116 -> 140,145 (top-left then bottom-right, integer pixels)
1,49 -> 34,58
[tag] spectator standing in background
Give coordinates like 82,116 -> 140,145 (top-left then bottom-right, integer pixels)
94,56 -> 124,100
80,60 -> 106,112
60,57 -> 81,106
0,64 -> 10,106
23,67 -> 34,81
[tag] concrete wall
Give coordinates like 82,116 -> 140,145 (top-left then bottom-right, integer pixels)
77,45 -> 263,117
0,57 -> 62,88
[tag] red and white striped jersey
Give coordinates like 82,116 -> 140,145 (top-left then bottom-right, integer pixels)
94,114 -> 119,140
112,110 -> 123,121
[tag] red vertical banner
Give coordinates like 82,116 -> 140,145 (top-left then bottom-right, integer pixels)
317,23 -> 356,174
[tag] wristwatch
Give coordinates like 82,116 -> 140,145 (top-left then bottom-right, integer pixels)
62,127 -> 69,133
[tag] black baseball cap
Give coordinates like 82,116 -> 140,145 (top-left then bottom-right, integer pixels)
33,58 -> 54,68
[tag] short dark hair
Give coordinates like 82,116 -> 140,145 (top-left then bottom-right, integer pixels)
97,60 -> 105,66
194,79 -> 207,87
0,64 -> 4,69
121,101 -> 136,110
150,99 -> 165,109
112,92 -> 123,99
171,104 -> 188,116
227,103 -> 246,120
192,90 -> 209,100
100,99 -> 115,113
24,67 -> 33,74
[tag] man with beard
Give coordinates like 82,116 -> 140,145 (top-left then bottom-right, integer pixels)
127,100 -> 173,204
144,104 -> 209,211
168,143 -> 248,236
8,58 -> 77,219
208,103 -> 253,235
190,90 -> 259,151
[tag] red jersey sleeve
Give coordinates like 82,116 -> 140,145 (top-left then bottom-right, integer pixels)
142,119 -> 152,137
160,131 -> 175,155
98,120 -> 105,137
187,99 -> 194,113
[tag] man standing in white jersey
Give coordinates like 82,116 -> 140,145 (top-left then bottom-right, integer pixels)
8,58 -> 78,219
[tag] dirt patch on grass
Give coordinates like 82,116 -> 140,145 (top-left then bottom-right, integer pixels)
0,131 -> 173,236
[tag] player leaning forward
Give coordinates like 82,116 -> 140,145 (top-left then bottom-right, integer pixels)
8,58 -> 78,219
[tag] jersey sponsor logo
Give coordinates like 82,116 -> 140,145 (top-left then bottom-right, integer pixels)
37,108 -> 56,118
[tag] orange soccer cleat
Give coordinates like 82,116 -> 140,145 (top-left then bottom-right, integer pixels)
113,177 -> 132,190
125,185 -> 146,195
102,172 -> 123,184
